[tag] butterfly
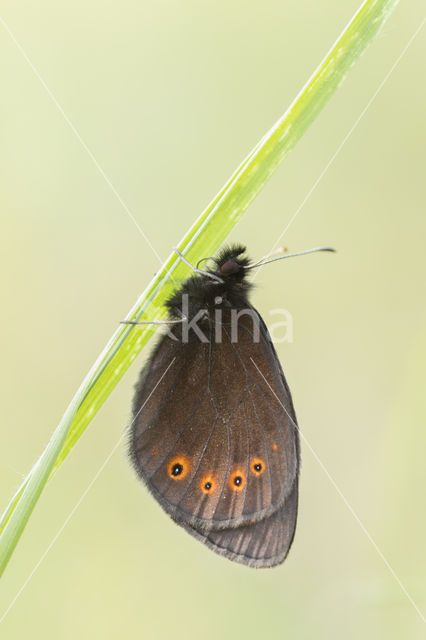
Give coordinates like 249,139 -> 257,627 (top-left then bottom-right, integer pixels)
127,243 -> 333,567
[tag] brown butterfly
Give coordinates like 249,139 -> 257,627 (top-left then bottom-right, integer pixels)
127,244 -> 333,567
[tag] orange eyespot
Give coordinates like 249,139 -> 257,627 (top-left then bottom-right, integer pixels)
200,474 -> 216,495
152,449 -> 159,456
250,457 -> 265,476
228,468 -> 246,492
272,443 -> 278,452
167,454 -> 190,480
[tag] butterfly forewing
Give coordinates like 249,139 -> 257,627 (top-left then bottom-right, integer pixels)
130,309 -> 299,531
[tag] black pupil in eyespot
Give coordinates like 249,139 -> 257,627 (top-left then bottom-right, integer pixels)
234,476 -> 242,486
254,463 -> 262,472
172,463 -> 183,476
204,482 -> 212,490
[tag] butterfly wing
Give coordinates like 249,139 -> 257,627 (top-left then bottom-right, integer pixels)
182,478 -> 298,568
130,308 -> 299,531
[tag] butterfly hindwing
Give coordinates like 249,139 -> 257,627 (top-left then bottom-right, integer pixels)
182,478 -> 299,568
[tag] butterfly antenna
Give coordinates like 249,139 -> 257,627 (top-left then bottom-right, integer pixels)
173,248 -> 224,284
245,246 -> 288,268
245,246 -> 335,270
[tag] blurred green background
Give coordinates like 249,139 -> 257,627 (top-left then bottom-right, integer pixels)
1,1 -> 425,638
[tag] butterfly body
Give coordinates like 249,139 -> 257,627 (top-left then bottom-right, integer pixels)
129,245 -> 300,567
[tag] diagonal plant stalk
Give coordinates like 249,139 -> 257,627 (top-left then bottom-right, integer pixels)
0,0 -> 399,578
